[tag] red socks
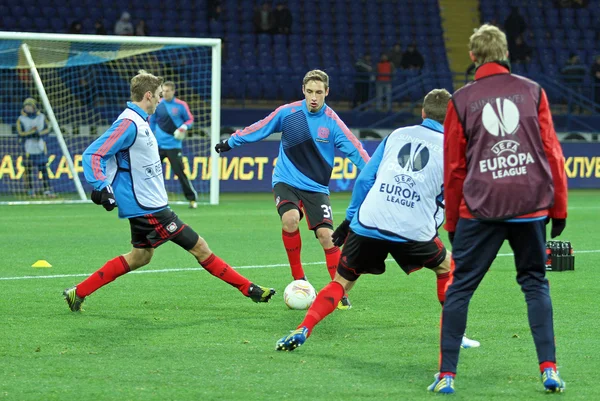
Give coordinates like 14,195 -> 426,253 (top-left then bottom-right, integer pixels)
540,361 -> 557,373
324,246 -> 340,280
76,256 -> 130,298
200,254 -> 251,295
282,229 -> 304,280
297,281 -> 345,337
436,272 -> 451,305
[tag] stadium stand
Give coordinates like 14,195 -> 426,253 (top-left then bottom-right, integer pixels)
0,0 -> 598,129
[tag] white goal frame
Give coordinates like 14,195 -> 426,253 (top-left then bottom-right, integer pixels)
0,32 -> 221,205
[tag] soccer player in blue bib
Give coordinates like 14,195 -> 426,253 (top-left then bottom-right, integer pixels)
215,70 -> 370,310
276,89 -> 479,351
63,70 -> 275,312
149,81 -> 198,208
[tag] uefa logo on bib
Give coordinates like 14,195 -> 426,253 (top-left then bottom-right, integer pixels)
397,142 -> 430,172
482,98 -> 520,137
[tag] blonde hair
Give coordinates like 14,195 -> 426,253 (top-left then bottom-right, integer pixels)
302,69 -> 329,89
423,88 -> 451,124
130,70 -> 164,102
163,81 -> 175,90
469,24 -> 508,66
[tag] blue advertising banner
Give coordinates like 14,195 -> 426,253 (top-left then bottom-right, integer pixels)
0,137 -> 598,193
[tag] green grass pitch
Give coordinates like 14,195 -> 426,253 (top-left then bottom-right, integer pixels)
1,190 -> 598,400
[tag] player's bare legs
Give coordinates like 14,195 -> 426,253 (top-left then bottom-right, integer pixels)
316,226 -> 349,309
433,251 -> 480,349
123,247 -> 154,270
189,236 -> 276,302
281,209 -> 300,232
315,226 -> 334,249
186,236 -> 213,262
281,208 -> 305,280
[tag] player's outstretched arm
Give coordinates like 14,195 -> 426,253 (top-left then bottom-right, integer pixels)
227,105 -> 286,149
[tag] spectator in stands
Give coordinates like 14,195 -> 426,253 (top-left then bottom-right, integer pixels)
561,53 -> 587,85
388,43 -> 403,69
561,53 -> 587,112
253,2 -> 275,34
135,20 -> 148,36
68,21 -> 83,34
209,3 -> 223,22
590,55 -> 600,107
273,2 -> 293,35
94,20 -> 107,35
114,11 -> 134,36
401,43 -> 425,71
510,35 -> 533,64
16,98 -> 55,198
207,0 -> 221,21
503,7 -> 527,48
353,54 -> 373,108
376,53 -> 394,112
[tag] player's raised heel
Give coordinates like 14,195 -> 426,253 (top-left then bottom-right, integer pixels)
427,373 -> 455,394
247,284 -> 276,303
63,286 -> 85,312
276,327 -> 308,351
337,295 -> 352,310
542,368 -> 565,393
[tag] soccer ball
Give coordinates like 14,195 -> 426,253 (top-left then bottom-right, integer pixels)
283,280 -> 317,310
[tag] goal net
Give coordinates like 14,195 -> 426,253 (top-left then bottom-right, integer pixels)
0,32 -> 221,205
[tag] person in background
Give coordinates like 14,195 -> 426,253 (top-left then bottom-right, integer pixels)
94,20 -> 107,35
401,43 -> 425,71
114,11 -> 134,36
353,54 -> 373,108
16,98 -> 56,198
376,53 -> 394,112
273,2 -> 293,34
149,81 -> 198,208
135,20 -> 148,36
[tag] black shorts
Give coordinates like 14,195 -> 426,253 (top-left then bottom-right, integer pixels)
129,208 -> 199,250
273,182 -> 333,231
337,230 -> 447,281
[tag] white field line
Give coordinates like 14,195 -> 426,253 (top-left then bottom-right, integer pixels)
1,250 -> 599,281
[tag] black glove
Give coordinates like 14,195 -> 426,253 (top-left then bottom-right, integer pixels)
214,139 -> 232,153
91,185 -> 117,211
448,231 -> 455,246
548,218 -> 566,239
332,219 -> 351,247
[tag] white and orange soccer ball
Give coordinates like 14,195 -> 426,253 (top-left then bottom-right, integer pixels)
283,280 -> 317,310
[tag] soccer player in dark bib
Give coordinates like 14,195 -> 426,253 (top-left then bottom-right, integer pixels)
429,25 -> 568,394
63,70 -> 275,312
215,70 -> 370,310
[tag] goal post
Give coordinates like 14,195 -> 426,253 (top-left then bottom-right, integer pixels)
0,32 -> 221,205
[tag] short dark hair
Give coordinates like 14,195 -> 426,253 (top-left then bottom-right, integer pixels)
423,89 -> 451,124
